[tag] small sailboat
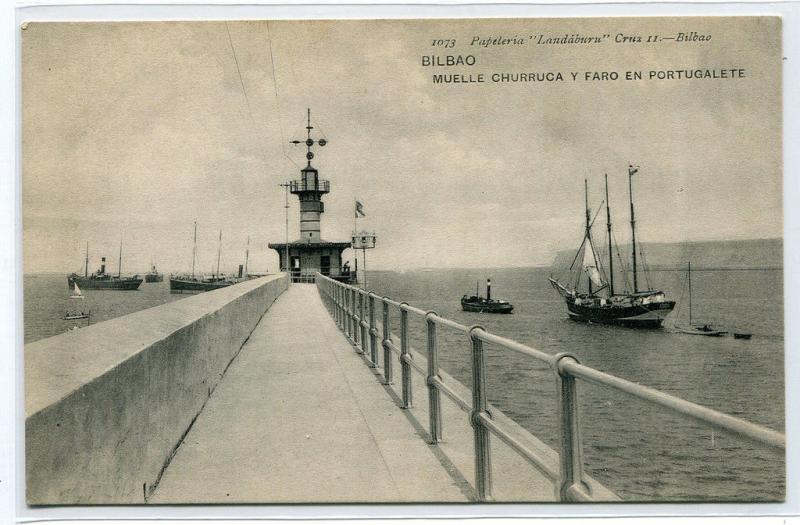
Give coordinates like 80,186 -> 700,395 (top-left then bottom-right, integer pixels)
69,282 -> 84,299
674,262 -> 727,337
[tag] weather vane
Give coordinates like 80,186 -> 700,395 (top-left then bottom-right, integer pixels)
290,108 -> 327,166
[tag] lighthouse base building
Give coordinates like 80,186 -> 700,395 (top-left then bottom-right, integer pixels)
269,239 -> 353,283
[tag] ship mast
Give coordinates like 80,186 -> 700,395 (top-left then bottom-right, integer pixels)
244,235 -> 250,276
605,174 -> 614,296
192,220 -> 197,278
118,241 -> 123,278
628,165 -> 639,293
584,179 -> 592,296
216,230 -> 222,278
688,261 -> 693,325
84,242 -> 89,278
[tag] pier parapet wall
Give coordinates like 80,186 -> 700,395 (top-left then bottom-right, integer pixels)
24,274 -> 289,504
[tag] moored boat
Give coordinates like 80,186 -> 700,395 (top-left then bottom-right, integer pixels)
144,262 -> 164,282
549,168 -> 675,328
674,261 -> 727,336
67,242 -> 142,291
461,279 -> 514,314
62,311 -> 90,321
169,222 -> 235,293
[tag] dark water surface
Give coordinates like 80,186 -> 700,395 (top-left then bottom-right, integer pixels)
24,274 -> 185,343
24,268 -> 784,501
366,267 -> 784,502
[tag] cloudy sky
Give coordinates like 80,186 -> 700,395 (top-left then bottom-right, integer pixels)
22,17 -> 781,273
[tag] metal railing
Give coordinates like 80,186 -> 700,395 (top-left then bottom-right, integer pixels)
289,179 -> 330,193
315,273 -> 786,502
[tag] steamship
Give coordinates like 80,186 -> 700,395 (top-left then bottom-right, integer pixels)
461,278 -> 514,313
549,166 -> 675,328
67,243 -> 143,291
144,263 -> 164,283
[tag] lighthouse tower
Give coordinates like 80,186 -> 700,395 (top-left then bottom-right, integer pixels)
269,109 -> 353,283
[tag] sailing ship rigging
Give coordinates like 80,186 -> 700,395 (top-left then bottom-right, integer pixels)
549,166 -> 675,328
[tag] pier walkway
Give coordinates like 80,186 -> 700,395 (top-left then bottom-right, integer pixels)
151,284 -> 494,503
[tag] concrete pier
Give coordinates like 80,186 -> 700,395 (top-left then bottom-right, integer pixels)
151,284 -> 601,503
150,284 -> 469,503
26,276 -> 621,504
25,275 -> 288,504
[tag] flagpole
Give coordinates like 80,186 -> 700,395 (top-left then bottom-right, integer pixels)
353,197 -> 358,285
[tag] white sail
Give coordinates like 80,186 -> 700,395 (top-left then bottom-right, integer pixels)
71,282 -> 84,298
583,239 -> 605,288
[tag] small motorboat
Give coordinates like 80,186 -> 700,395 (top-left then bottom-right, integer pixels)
461,279 -> 514,314
62,311 -> 90,321
733,333 -> 752,340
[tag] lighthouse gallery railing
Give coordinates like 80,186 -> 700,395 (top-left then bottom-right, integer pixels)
315,273 -> 785,502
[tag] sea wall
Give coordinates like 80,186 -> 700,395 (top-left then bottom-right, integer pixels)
25,274 -> 289,504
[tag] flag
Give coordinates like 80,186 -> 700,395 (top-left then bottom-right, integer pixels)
355,200 -> 365,218
629,165 -> 639,176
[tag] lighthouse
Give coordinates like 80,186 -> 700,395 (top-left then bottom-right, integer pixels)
269,109 -> 354,283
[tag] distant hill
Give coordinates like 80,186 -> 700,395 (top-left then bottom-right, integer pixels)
551,238 -> 783,270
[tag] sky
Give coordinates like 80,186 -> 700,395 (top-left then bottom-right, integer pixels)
22,17 -> 782,273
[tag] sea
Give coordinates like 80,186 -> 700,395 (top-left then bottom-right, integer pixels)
23,266 -> 784,502
24,275 -> 185,343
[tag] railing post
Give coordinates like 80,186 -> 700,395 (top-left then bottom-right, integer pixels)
333,283 -> 339,325
382,298 -> 393,384
344,286 -> 350,337
359,291 -> 367,354
369,294 -> 378,367
399,303 -> 412,408
348,288 -> 355,340
426,311 -> 442,444
469,325 -> 493,502
555,352 -> 588,502
352,289 -> 361,352
337,285 -> 343,327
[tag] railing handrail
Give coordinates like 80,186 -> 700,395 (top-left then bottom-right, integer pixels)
314,273 -> 785,502
289,179 -> 330,193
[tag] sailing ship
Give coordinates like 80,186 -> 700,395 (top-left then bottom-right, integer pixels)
169,223 -> 235,293
144,261 -> 164,283
549,167 -> 675,328
674,261 -> 728,336
68,242 -> 143,290
461,278 -> 514,314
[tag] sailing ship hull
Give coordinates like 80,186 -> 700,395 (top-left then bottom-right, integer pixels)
169,278 -> 234,293
68,275 -> 142,290
144,273 -> 164,283
565,299 -> 675,328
